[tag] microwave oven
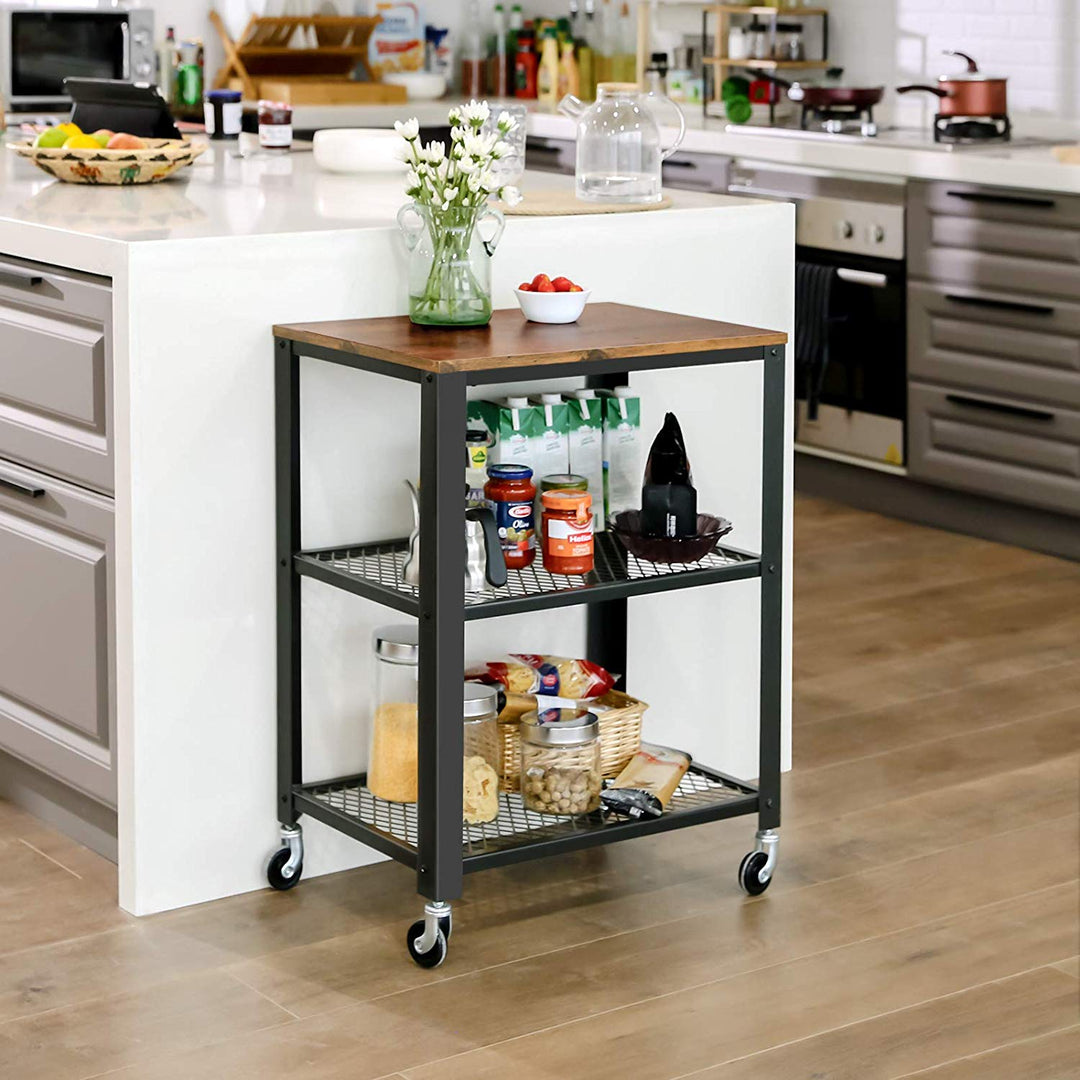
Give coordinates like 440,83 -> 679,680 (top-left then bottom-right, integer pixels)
0,4 -> 154,110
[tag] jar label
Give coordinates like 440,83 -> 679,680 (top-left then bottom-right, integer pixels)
494,498 -> 535,552
259,122 -> 292,147
546,516 -> 594,558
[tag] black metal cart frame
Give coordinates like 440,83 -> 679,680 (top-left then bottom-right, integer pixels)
271,331 -> 786,963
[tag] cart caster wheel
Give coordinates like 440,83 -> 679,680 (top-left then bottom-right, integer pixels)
267,848 -> 303,891
406,920 -> 448,968
738,851 -> 771,896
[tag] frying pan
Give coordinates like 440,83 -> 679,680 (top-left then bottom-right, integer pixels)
761,72 -> 885,110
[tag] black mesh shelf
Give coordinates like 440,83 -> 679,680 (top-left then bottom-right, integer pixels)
294,531 -> 761,619
293,764 -> 758,872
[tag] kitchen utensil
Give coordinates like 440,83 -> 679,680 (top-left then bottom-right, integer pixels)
515,286 -> 591,324
762,71 -> 884,110
312,128 -> 408,173
381,71 -> 448,101
401,479 -> 507,593
611,511 -> 733,564
896,51 -> 1007,117
558,82 -> 686,204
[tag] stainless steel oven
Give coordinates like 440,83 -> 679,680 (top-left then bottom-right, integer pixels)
728,162 -> 908,468
1,3 -> 154,110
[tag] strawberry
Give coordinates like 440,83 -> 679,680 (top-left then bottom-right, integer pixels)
552,276 -> 574,292
518,282 -> 532,291
536,279 -> 556,292
569,284 -> 584,292
531,273 -> 552,291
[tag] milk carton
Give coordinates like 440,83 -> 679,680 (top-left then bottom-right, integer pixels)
565,390 -> 605,531
529,393 -> 571,482
468,397 -> 544,471
603,386 -> 643,523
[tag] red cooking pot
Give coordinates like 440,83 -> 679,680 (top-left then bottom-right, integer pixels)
896,51 -> 1008,116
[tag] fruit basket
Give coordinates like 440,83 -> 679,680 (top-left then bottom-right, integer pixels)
8,138 -> 206,185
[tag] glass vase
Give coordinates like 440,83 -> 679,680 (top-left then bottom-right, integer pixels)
397,202 -> 506,327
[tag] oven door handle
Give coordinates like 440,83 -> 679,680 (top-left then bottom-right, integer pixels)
835,267 -> 890,289
120,20 -> 131,79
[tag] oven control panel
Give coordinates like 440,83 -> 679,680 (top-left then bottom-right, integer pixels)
796,196 -> 905,260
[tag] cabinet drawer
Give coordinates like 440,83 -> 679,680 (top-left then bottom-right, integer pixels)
0,459 -> 115,806
908,381 -> 1080,516
912,181 -> 1080,231
908,282 -> 1080,410
0,256 -> 113,494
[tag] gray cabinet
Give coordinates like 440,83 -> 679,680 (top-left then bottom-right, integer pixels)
0,253 -> 115,817
0,459 -> 115,806
908,182 -> 1080,516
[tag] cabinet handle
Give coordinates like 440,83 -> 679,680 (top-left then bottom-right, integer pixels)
945,394 -> 1055,423
0,267 -> 44,288
944,293 -> 1054,317
662,158 -> 698,169
837,268 -> 889,289
0,472 -> 46,497
945,190 -> 1056,210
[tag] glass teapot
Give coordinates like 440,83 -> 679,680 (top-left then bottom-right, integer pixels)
559,82 -> 687,205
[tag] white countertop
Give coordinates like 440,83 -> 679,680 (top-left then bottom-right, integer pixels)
283,99 -> 1080,194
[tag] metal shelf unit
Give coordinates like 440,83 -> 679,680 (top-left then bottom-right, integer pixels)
271,305 -> 786,963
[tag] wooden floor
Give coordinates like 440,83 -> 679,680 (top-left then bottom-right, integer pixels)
2,495 -> 1078,1080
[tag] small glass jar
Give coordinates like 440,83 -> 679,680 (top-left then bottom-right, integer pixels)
747,20 -> 770,60
463,682 -> 501,824
367,625 -> 419,804
258,99 -> 293,151
542,489 -> 594,576
520,707 -> 602,816
484,463 -> 537,569
540,473 -> 588,495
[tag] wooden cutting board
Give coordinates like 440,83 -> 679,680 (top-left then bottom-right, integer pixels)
1052,145 -> 1080,164
501,190 -> 673,216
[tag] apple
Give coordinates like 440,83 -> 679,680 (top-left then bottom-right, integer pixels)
90,129 -> 114,148
105,132 -> 146,150
33,127 -> 69,149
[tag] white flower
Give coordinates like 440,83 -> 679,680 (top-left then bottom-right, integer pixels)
479,170 -> 500,193
405,168 -> 421,192
447,107 -> 462,125
450,125 -> 466,143
467,173 -> 483,193
461,100 -> 491,127
491,141 -> 510,160
496,110 -> 516,134
456,156 -> 478,175
393,140 -> 414,163
499,185 -> 523,207
443,186 -> 459,202
394,117 -> 420,141
436,159 -> 450,182
462,131 -> 488,157
424,140 -> 446,164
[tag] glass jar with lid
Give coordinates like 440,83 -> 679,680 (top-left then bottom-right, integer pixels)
463,682 -> 501,824
520,707 -> 602,815
367,625 -> 419,804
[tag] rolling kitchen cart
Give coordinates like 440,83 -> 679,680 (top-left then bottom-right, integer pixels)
270,304 -> 787,968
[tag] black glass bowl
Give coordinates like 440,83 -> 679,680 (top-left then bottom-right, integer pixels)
610,511 -> 733,565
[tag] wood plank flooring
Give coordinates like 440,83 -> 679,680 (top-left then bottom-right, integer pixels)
2,495 -> 1077,1080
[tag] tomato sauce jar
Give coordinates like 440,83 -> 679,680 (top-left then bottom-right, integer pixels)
542,490 -> 594,576
485,464 -> 536,569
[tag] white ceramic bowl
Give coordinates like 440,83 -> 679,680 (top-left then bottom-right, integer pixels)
312,128 -> 407,174
381,71 -> 448,101
515,287 -> 591,324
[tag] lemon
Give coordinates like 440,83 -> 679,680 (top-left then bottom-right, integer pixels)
57,122 -> 82,137
33,127 -> 68,149
63,134 -> 102,150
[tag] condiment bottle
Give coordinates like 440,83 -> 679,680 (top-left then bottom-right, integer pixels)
367,625 -> 419,804
514,24 -> 538,98
537,26 -> 560,107
484,464 -> 537,568
542,489 -> 594,576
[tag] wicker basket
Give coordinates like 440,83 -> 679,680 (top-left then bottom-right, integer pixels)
497,689 -> 647,793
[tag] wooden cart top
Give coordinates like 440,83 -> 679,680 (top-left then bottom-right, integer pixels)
273,304 -> 788,375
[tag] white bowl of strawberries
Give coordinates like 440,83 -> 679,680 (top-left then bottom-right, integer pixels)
515,273 -> 590,324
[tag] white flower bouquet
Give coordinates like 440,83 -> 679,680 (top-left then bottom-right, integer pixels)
395,101 -> 522,326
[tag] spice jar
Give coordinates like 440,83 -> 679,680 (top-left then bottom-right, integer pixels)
542,489 -> 594,576
463,682 -> 500,824
521,707 -> 602,816
258,99 -> 293,151
367,625 -> 419,803
484,464 -> 536,569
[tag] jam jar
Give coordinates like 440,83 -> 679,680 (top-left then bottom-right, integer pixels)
485,464 -> 536,569
541,489 -> 594,575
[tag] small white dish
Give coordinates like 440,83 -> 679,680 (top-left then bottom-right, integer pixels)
312,128 -> 407,174
381,71 -> 448,101
515,287 -> 591,324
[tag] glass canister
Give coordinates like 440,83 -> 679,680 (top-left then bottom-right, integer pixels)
520,707 -> 602,815
558,82 -> 686,205
463,682 -> 501,824
367,625 -> 419,804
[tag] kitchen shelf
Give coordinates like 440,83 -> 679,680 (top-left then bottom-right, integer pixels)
704,58 -> 831,69
296,764 -> 758,873
295,532 -> 762,620
270,304 -> 787,967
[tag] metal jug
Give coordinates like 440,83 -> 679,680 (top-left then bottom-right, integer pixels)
558,82 -> 686,204
401,481 -> 507,594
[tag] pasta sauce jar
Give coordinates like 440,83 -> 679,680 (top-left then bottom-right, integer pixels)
485,464 -> 536,569
542,489 -> 594,575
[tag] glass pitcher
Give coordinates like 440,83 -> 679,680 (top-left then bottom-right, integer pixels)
559,82 -> 687,205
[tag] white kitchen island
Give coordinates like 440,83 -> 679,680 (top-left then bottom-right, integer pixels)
0,141 -> 793,914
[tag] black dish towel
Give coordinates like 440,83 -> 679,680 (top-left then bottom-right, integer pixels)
795,261 -> 836,423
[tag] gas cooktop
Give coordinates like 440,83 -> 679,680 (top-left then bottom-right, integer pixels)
724,123 -> 1057,153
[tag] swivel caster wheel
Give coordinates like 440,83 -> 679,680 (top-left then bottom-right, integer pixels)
738,828 -> 779,897
267,825 -> 304,891
406,901 -> 452,969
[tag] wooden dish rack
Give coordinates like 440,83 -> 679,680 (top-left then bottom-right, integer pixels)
209,11 -> 407,105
